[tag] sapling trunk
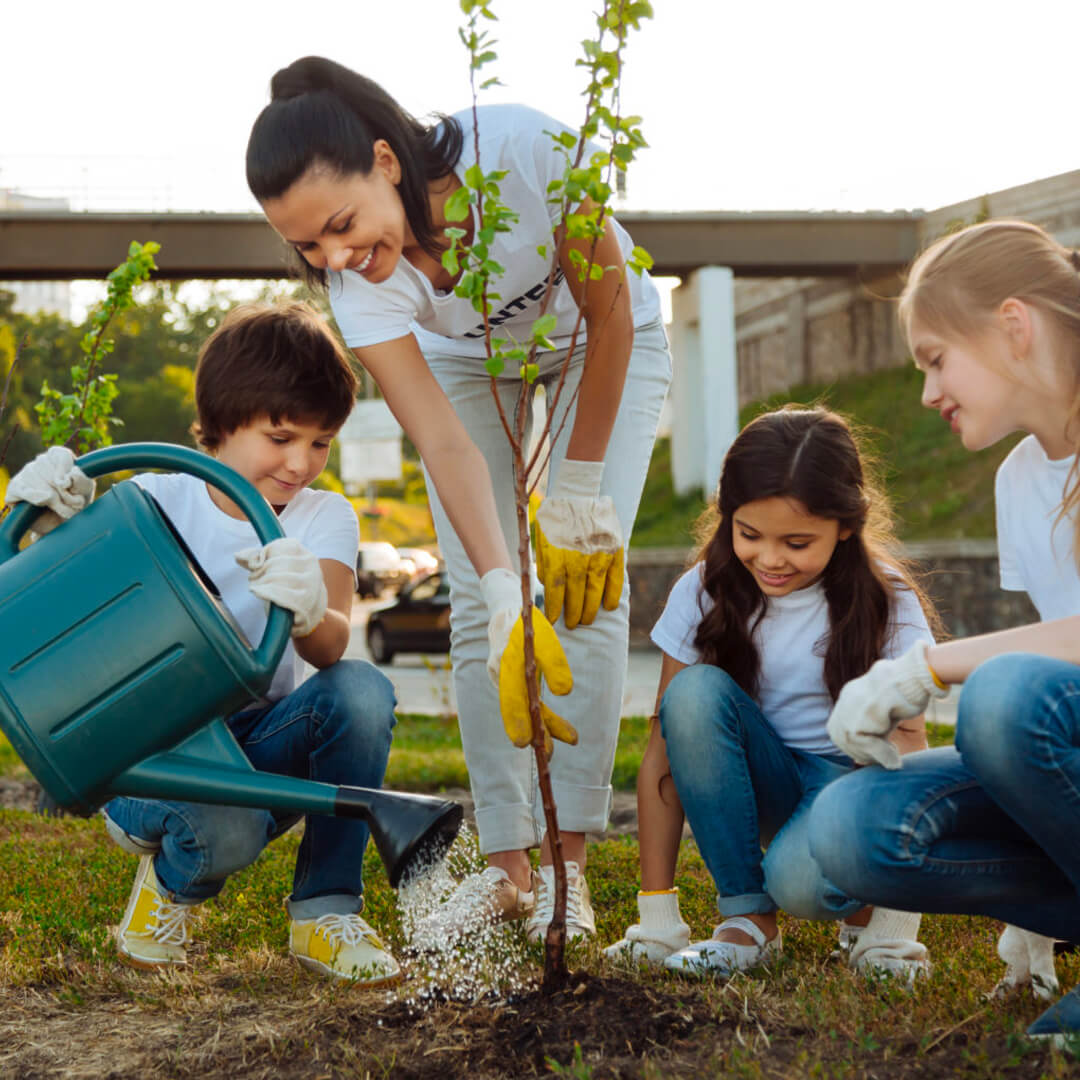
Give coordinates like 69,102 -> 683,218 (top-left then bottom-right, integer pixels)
455,0 -> 652,995
509,396 -> 569,992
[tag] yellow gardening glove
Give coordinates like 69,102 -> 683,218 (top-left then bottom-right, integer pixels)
535,460 -> 624,629
482,568 -> 577,751
499,608 -> 577,751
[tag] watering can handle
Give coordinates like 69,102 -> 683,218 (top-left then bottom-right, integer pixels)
0,442 -> 292,672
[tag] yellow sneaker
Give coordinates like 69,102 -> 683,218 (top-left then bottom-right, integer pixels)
290,913 -> 402,986
116,856 -> 196,969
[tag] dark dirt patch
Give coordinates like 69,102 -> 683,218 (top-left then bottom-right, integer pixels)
360,972 -> 712,1078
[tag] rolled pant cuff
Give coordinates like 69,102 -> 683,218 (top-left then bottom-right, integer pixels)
535,781 -> 613,835
474,802 -> 541,854
716,892 -> 776,917
287,892 -> 364,921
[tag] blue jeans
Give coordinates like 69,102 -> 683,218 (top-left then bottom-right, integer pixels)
105,660 -> 397,920
809,653 -> 1080,940
660,665 -> 861,920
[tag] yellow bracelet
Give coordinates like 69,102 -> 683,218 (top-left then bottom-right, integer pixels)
926,656 -> 948,692
638,887 -> 678,897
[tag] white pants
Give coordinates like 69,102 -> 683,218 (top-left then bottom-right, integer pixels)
423,321 -> 672,853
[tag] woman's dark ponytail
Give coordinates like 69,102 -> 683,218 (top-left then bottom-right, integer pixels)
246,56 -> 463,285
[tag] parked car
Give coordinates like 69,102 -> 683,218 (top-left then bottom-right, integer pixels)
355,541 -> 411,598
396,546 -> 440,580
366,570 -> 451,663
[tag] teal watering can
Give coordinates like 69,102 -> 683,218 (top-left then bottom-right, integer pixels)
0,443 -> 461,887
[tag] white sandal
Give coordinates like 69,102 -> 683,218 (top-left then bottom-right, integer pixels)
663,915 -> 782,977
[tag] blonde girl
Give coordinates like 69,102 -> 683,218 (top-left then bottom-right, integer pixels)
813,220 -> 1080,1041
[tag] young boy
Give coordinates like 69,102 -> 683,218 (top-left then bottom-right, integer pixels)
5,301 -> 400,985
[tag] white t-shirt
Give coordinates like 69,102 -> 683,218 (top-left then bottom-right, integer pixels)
651,563 -> 934,755
329,103 -> 662,359
995,434 -> 1080,620
132,473 -> 359,703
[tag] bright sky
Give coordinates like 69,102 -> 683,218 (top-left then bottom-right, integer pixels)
3,0 -> 1078,217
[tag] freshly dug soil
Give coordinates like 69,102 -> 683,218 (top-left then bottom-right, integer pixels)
359,972 -> 711,1078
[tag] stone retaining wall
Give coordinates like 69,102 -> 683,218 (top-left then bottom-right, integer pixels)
627,540 -> 1038,648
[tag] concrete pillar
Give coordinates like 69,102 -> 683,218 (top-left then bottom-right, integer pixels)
668,266 -> 738,497
785,290 -> 807,386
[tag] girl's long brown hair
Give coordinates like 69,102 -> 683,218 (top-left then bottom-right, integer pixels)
692,406 -> 940,701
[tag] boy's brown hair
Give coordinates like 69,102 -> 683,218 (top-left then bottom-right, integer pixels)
192,301 -> 358,450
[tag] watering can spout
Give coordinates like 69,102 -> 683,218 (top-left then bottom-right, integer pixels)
109,721 -> 462,889
334,787 -> 464,889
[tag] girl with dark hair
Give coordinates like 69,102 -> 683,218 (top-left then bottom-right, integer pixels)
246,57 -> 671,944
604,406 -> 938,978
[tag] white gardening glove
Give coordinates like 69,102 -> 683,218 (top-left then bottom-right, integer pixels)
482,567 -> 575,749
235,537 -> 328,638
603,889 -> 691,966
5,446 -> 95,536
535,460 -> 624,629
992,924 -> 1060,1001
827,640 -> 947,769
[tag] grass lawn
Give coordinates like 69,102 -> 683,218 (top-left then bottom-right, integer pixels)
3,715 -> 1076,1076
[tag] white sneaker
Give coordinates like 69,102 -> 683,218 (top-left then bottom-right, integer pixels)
412,866 -> 536,951
526,862 -> 595,944
992,924 -> 1059,1001
663,916 -> 781,977
604,890 -> 690,965
847,908 -> 931,986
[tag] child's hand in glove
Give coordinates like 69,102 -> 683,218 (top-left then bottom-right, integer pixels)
482,568 -> 576,752
235,538 -> 328,638
5,446 -> 95,535
535,460 -> 623,629
827,640 -> 947,769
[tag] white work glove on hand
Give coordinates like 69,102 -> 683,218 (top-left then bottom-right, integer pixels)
827,640 -> 947,769
992,924 -> 1060,1001
235,538 -> 327,638
482,567 -> 526,689
5,446 -> 95,536
535,460 -> 624,630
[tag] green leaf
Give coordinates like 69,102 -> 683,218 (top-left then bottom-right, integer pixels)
464,163 -> 485,190
441,248 -> 460,276
631,245 -> 654,270
444,186 -> 472,222
484,357 -> 504,377
531,313 -> 557,339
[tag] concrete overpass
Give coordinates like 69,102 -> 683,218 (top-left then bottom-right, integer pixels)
0,209 -> 921,281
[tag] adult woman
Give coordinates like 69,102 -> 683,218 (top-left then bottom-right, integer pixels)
246,56 -> 671,941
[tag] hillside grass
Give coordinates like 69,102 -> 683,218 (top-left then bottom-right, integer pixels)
631,363 -> 1024,549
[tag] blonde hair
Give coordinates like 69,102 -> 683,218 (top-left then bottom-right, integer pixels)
899,219 -> 1080,569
